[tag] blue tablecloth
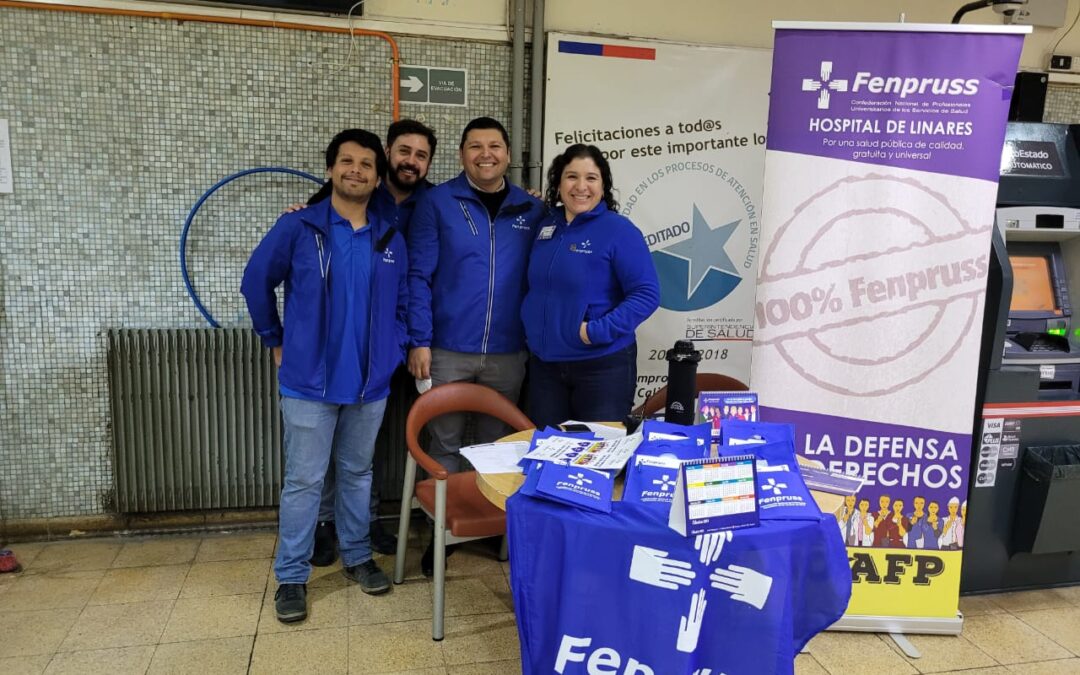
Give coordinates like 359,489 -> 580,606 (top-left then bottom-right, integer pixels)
507,494 -> 851,675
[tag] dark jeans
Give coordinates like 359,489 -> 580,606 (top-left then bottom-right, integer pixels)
527,344 -> 637,429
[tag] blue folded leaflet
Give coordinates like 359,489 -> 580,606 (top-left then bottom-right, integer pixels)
743,441 -> 822,521
626,432 -> 708,505
523,462 -> 614,513
622,454 -> 683,506
722,419 -> 796,448
518,427 -> 599,474
639,419 -> 712,447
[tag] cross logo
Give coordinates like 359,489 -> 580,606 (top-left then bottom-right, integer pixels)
626,532 -> 773,657
801,60 -> 849,110
568,472 -> 592,487
762,478 -> 787,496
652,474 -> 677,492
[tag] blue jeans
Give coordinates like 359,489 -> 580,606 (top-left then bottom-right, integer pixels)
275,396 -> 387,584
527,344 -> 637,430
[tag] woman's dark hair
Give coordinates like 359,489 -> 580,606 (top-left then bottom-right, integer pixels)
544,144 -> 618,212
306,128 -> 387,205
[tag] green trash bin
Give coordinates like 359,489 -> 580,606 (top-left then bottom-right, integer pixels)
1012,444 -> 1080,554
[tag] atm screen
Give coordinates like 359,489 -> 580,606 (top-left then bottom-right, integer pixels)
1010,255 -> 1060,313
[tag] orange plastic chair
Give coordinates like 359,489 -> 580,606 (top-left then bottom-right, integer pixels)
633,372 -> 749,417
392,382 -> 534,640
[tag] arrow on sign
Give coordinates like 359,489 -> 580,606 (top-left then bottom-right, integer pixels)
400,75 -> 424,93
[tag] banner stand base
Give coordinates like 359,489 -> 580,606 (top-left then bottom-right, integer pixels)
828,613 -> 964,652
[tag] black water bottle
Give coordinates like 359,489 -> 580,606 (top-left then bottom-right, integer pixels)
665,340 -> 701,425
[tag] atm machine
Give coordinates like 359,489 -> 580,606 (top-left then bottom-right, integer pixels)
962,122 -> 1080,593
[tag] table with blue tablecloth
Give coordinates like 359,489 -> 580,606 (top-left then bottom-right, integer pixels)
507,493 -> 851,675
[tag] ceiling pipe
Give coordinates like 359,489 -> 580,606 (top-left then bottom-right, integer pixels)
528,0 -> 545,192
510,0 -> 526,186
0,0 -> 402,119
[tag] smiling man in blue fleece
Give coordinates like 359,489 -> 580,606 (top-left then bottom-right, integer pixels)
242,128 -> 408,623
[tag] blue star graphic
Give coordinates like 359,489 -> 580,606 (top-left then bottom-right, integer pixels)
661,204 -> 740,298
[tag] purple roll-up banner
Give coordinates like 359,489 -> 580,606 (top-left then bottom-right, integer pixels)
751,22 -> 1027,627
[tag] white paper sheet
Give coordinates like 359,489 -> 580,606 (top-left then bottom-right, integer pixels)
460,441 -> 530,474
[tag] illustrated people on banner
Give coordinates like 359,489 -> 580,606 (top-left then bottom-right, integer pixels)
938,496 -> 963,550
906,495 -> 937,549
927,500 -> 942,545
853,498 -> 875,546
838,494 -> 855,539
890,498 -> 909,548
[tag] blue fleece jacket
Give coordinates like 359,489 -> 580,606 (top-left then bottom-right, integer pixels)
370,179 -> 432,237
521,202 -> 660,362
240,197 -> 409,402
407,172 -> 546,354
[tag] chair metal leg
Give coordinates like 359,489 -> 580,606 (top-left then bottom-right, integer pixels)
433,477 -> 447,641
394,455 -> 417,584
498,535 -> 509,562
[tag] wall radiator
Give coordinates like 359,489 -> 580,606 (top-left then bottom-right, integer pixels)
107,328 -> 411,514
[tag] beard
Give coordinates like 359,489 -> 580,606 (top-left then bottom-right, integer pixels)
387,162 -> 424,192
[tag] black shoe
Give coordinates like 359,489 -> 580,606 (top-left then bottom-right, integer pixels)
343,559 -> 391,595
421,540 -> 458,578
310,521 -> 337,567
274,583 -> 307,623
369,520 -> 398,555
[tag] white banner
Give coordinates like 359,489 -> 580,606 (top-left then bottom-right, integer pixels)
543,33 -> 770,402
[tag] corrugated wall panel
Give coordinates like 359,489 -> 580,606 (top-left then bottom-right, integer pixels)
107,328 -> 410,514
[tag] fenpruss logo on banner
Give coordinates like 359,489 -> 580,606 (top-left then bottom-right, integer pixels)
798,59 -> 982,112
801,61 -> 849,110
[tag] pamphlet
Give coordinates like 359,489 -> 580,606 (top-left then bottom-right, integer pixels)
669,454 -> 759,536
534,462 -> 614,513
698,391 -> 759,438
522,432 -> 642,471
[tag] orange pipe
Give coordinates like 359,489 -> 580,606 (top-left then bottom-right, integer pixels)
0,0 -> 400,119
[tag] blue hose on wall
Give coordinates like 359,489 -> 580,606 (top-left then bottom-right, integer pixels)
180,167 -> 323,327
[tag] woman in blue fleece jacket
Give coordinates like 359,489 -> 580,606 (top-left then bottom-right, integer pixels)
521,144 -> 660,428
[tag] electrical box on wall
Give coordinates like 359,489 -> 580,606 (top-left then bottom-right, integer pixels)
997,0 -> 1068,27
1050,54 -> 1080,74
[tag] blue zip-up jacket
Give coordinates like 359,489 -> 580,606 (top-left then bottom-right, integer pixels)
371,179 -> 432,236
521,202 -> 660,362
407,172 -> 546,354
241,197 -> 409,402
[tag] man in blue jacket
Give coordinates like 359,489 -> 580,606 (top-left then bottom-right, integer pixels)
242,129 -> 408,623
406,117 -> 545,571
407,117 -> 545,464
301,119 -> 438,566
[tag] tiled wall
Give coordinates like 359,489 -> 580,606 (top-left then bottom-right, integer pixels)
1044,84 -> 1080,124
0,7 -> 518,519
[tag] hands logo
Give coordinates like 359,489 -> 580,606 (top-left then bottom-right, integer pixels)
627,532 -> 772,654
801,60 -> 849,110
762,477 -> 787,496
652,204 -> 743,311
652,474 -> 677,492
567,472 -> 593,487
